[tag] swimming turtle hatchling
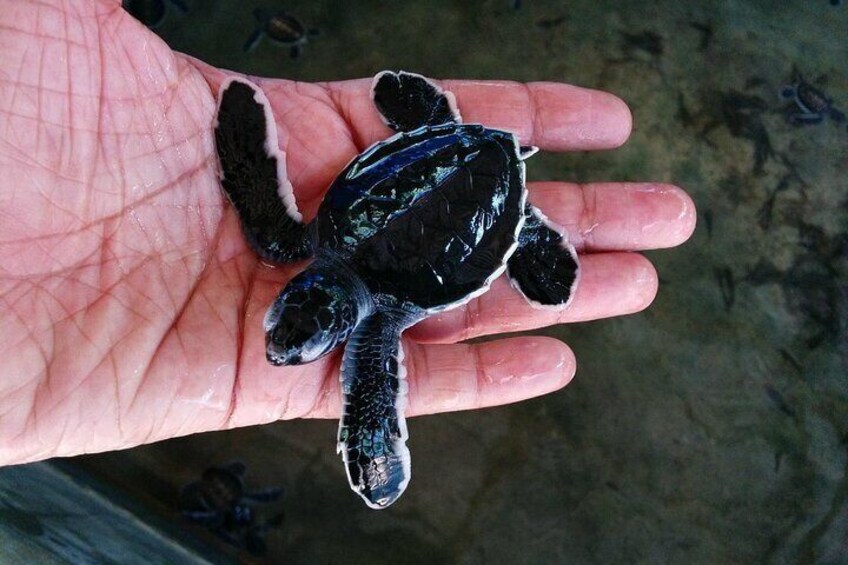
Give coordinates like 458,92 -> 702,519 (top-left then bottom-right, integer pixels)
779,71 -> 846,125
214,71 -> 580,509
180,462 -> 283,554
243,9 -> 319,57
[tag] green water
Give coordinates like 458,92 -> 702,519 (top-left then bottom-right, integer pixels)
81,0 -> 847,562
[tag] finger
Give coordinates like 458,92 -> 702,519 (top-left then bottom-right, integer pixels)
528,182 -> 696,252
306,337 -> 576,419
404,336 -> 575,416
323,77 -> 632,152
409,252 -> 658,344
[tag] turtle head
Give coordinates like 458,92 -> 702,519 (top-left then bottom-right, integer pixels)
264,264 -> 367,366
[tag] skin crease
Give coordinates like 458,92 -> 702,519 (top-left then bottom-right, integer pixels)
0,0 -> 696,465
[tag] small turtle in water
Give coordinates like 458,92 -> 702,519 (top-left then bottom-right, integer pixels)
779,72 -> 845,126
180,462 -> 284,554
243,10 -> 319,57
214,71 -> 579,508
122,0 -> 187,29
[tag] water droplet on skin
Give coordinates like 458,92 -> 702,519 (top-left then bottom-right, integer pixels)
580,222 -> 600,238
496,373 -> 516,384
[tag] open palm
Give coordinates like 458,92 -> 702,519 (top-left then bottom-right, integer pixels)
0,0 -> 694,465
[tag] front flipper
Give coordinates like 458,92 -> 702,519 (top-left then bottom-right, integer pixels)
507,205 -> 580,307
338,310 -> 419,509
371,70 -> 461,132
215,78 -> 313,263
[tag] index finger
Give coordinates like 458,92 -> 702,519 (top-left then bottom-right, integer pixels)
323,77 -> 633,151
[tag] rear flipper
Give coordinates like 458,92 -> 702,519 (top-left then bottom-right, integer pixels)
215,78 -> 314,263
507,205 -> 580,307
338,311 -> 419,509
371,70 -> 461,132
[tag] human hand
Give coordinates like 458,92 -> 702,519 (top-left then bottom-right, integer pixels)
0,0 -> 695,465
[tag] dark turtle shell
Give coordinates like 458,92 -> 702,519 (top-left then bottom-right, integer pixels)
315,123 -> 525,310
265,12 -> 307,43
795,81 -> 831,114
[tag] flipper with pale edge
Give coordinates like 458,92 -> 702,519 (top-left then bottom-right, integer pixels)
337,310 -> 419,509
507,205 -> 579,307
371,71 -> 461,132
215,78 -> 313,263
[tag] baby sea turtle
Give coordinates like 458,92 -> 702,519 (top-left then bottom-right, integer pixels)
779,72 -> 845,126
180,462 -> 284,554
214,71 -> 580,509
243,9 -> 319,57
